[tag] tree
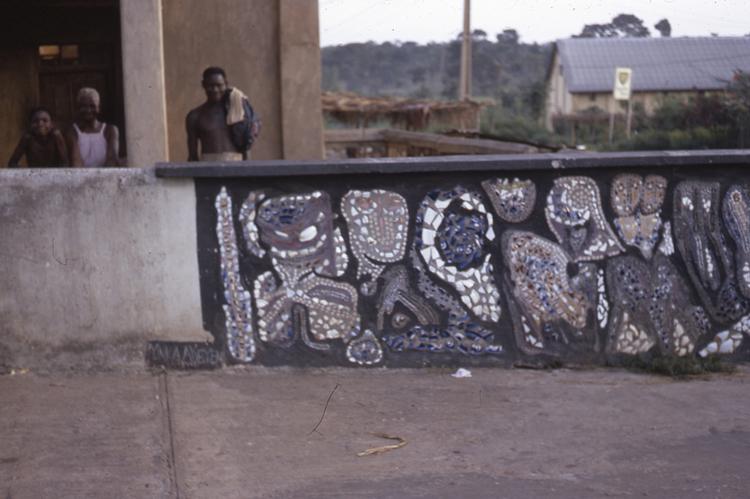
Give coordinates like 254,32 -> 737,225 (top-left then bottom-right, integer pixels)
727,70 -> 750,147
496,29 -> 519,44
576,13 -> 650,38
654,19 -> 672,37
472,29 -> 488,41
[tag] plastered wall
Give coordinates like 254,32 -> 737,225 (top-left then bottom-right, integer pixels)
0,168 -> 209,369
162,0 -> 283,161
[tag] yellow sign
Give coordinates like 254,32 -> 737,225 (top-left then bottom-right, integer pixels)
613,67 -> 632,100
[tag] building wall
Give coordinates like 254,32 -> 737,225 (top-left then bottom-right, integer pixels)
0,48 -> 38,166
0,2 -> 124,166
279,0 -> 325,159
162,0 -> 283,161
0,0 -> 324,166
545,49 -> 709,130
569,91 -> 696,116
544,52 -> 569,129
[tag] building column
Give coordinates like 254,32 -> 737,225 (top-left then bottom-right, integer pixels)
120,0 -> 169,166
279,0 -> 325,160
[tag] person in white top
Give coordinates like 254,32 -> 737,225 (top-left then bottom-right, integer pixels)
65,87 -> 120,167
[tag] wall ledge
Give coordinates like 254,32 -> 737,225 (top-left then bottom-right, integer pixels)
155,149 -> 750,178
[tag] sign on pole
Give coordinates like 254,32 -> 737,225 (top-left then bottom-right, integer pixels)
613,67 -> 632,101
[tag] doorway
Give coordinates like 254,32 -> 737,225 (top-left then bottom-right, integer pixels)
0,0 -> 125,163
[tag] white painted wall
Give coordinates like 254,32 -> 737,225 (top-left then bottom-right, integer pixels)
0,168 -> 210,369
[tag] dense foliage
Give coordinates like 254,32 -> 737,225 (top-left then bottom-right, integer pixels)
322,14 -> 749,150
322,32 -> 555,144
322,32 -> 552,114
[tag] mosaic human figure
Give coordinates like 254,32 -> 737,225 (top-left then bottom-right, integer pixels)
341,190 -> 409,296
414,186 -> 501,322
610,174 -> 667,260
545,176 -> 623,262
673,181 -> 749,324
382,251 -> 502,355
722,185 -> 750,299
502,230 -> 598,355
235,189 -> 375,362
481,178 -> 536,223
695,184 -> 750,357
606,255 -> 709,356
383,186 -> 503,356
376,265 -> 439,334
605,176 -> 708,356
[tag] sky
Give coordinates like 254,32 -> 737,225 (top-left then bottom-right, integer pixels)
319,0 -> 750,46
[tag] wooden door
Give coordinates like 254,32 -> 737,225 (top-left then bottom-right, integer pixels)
39,70 -> 108,131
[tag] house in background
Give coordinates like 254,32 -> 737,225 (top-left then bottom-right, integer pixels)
0,0 -> 324,166
544,36 -> 750,131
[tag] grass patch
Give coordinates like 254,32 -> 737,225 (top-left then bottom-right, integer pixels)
610,355 -> 736,379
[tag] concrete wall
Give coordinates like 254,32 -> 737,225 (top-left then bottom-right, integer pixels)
7,152 -> 750,370
279,0 -> 325,160
120,0 -> 169,167
0,168 -> 209,369
162,0 -> 283,161
174,152 -> 750,368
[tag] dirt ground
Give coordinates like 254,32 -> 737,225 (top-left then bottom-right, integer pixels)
1,366 -> 749,498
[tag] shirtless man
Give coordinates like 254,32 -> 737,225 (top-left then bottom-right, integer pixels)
186,67 -> 252,162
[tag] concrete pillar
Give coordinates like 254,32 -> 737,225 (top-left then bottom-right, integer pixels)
120,0 -> 169,166
279,0 -> 325,160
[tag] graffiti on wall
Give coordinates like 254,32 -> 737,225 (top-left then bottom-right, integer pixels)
201,173 -> 750,366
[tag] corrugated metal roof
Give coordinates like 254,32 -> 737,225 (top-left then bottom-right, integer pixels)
557,37 -> 750,93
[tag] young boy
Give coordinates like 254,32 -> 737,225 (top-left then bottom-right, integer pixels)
7,107 -> 69,167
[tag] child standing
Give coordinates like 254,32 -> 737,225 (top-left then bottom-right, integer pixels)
7,107 -> 69,167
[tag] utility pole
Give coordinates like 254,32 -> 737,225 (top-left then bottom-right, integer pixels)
459,0 -> 471,101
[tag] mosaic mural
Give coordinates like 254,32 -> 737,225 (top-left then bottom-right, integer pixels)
197,171 -> 750,367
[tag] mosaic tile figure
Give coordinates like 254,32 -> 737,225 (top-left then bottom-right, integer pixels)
341,190 -> 409,296
382,251 -> 502,356
673,181 -> 749,324
481,178 -> 536,223
641,175 -> 668,215
376,265 -> 439,333
596,269 -> 609,329
346,329 -> 384,365
606,255 -> 708,356
502,231 -> 597,355
415,186 -> 502,322
658,221 -> 675,256
722,185 -> 750,299
215,187 -> 256,362
698,314 -> 749,357
250,191 -> 348,280
239,190 -> 267,258
241,190 -> 362,353
545,176 -> 624,262
610,174 -> 667,260
253,272 -> 359,347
